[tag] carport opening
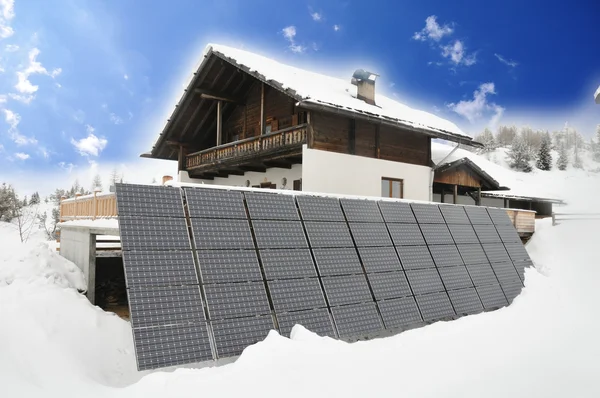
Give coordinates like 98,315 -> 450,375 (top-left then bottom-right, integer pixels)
95,256 -> 129,319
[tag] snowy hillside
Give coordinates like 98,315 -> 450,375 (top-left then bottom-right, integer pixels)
2,148 -> 600,397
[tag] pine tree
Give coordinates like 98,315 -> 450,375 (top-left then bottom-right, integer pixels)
536,134 -> 552,171
506,135 -> 532,172
22,196 -> 28,207
92,174 -> 103,191
557,144 -> 568,170
475,128 -> 496,153
573,144 -> 583,169
593,125 -> 600,162
29,192 -> 40,205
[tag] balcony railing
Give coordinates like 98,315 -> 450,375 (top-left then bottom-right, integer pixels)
186,123 -> 308,170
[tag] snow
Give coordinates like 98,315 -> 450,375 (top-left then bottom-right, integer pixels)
59,218 -> 119,230
61,192 -> 115,203
595,85 -> 600,103
205,44 -> 471,141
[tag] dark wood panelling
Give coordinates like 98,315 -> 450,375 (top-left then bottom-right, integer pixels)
434,166 -> 482,188
379,124 -> 429,166
355,120 -> 376,157
311,112 -> 349,154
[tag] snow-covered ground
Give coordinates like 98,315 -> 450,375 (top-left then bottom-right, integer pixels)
2,154 -> 600,397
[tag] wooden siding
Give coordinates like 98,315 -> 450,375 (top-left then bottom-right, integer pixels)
311,112 -> 350,154
378,124 -> 429,166
60,194 -> 117,222
355,120 -> 377,157
434,166 -> 482,188
507,209 -> 535,235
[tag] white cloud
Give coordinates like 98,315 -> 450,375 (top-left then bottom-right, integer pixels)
494,53 -> 518,68
281,25 -> 306,53
14,152 -> 29,160
8,93 -> 35,104
441,40 -> 476,66
109,113 -> 123,125
311,12 -> 322,22
58,161 -> 75,173
70,128 -> 108,157
413,15 -> 453,42
5,43 -> 17,51
0,0 -> 15,39
14,48 -> 62,95
333,24 -> 340,32
2,108 -> 38,145
447,82 -> 505,127
123,74 -> 129,80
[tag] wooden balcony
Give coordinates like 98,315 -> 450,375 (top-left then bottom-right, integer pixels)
185,124 -> 307,177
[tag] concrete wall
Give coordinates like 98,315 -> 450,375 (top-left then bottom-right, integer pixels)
301,146 -> 431,200
179,164 -> 302,190
60,228 -> 95,303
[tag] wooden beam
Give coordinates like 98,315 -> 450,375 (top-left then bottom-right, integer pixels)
216,100 -> 222,146
177,145 -> 187,172
240,164 -> 267,173
264,160 -> 293,169
223,168 -> 245,176
375,124 -> 380,158
165,140 -> 192,147
453,184 -> 458,204
201,76 -> 250,142
349,119 -> 356,155
194,88 -> 242,103
259,82 -> 265,135
477,187 -> 482,206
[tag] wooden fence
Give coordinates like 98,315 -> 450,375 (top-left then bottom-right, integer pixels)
60,192 -> 118,222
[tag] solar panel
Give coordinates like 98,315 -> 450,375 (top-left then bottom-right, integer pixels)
410,203 -> 445,224
116,184 -> 185,218
296,195 -> 345,221
387,223 -> 426,246
482,243 -> 512,263
472,224 -> 502,243
377,297 -> 422,329
457,244 -> 488,265
447,288 -> 483,316
357,247 -> 403,273
419,224 -> 454,245
406,269 -> 445,295
184,188 -> 247,219
331,303 -> 383,338
244,191 -> 300,220
439,205 -> 470,224
487,207 -> 513,225
133,323 -> 213,370
415,292 -> 455,321
476,284 -> 508,309
490,262 -> 522,285
276,308 -> 336,338
312,247 -> 364,276
503,241 -> 531,262
396,245 -> 435,269
378,201 -> 416,223
211,316 -> 274,358
191,219 -> 255,250
204,282 -> 271,320
119,217 -> 191,251
128,286 -> 205,328
259,249 -> 317,280
367,271 -> 413,300
513,260 -> 528,281
122,251 -> 198,287
465,206 -> 493,225
438,266 -> 474,291
196,250 -> 263,283
501,281 -> 523,303
494,224 -> 521,243
447,224 -> 479,244
321,275 -> 373,306
304,221 -> 354,248
340,198 -> 383,222
349,222 -> 392,247
252,220 -> 308,249
465,262 -> 500,286
267,278 -> 326,312
428,245 -> 464,268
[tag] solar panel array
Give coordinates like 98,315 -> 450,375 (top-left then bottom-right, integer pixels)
116,183 -> 532,371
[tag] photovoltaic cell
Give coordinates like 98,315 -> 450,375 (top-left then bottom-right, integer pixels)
184,188 -> 247,219
501,280 -> 523,303
447,287 -> 483,315
513,260 -> 529,281
191,219 -> 254,250
276,308 -> 336,338
476,284 -> 508,309
494,224 -> 521,243
378,201 -> 416,223
331,302 -> 383,338
438,266 -> 474,291
377,297 -> 422,329
349,222 -> 392,247
304,222 -> 354,248
211,316 -> 274,358
259,249 -> 317,280
472,224 -> 502,244
447,224 -> 479,244
296,195 -> 345,221
267,278 -> 326,312
321,275 -> 373,306
128,286 -> 205,328
252,220 -> 308,249
396,245 -> 435,270
415,292 -> 455,321
116,184 -> 184,218
357,247 -> 403,273
133,323 -> 213,370
120,217 -> 191,251
244,191 -> 300,220
490,262 -> 522,285
429,245 -> 464,268
419,224 -> 454,245
457,244 -> 488,265
439,205 -> 470,224
367,271 -> 412,300
465,206 -> 493,225
482,243 -> 512,264
204,282 -> 271,320
410,203 -> 445,224
487,207 -> 513,225
406,269 -> 445,295
503,242 -> 531,262
466,262 -> 500,287
196,250 -> 262,283
340,198 -> 383,222
312,247 -> 363,276
387,223 -> 426,246
122,251 -> 198,287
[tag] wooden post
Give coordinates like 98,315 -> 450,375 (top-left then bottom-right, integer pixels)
59,195 -> 67,223
75,193 -> 82,220
375,124 -> 381,158
216,100 -> 222,145
453,184 -> 458,204
177,145 -> 186,172
504,198 -> 509,208
93,191 -> 97,221
259,82 -> 265,135
243,105 -> 247,139
349,119 -> 356,155
440,189 -> 445,204
477,187 -> 482,206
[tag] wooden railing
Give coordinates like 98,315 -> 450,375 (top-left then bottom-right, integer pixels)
506,209 -> 535,235
186,124 -> 308,169
60,192 -> 118,222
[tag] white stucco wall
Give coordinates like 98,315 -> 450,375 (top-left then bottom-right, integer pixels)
301,146 -> 432,201
179,164 -> 302,190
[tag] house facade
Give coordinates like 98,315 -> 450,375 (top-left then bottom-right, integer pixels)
143,44 -> 482,201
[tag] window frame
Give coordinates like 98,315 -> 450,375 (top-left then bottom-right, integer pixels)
381,177 -> 404,199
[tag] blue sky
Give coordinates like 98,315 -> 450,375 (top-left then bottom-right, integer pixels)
1,0 -> 599,194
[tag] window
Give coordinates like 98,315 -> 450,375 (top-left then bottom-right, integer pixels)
381,177 -> 404,199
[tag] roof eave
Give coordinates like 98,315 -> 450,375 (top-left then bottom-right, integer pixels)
435,157 -> 502,190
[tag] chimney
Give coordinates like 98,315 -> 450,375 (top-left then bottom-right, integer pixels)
162,175 -> 173,185
351,69 -> 378,105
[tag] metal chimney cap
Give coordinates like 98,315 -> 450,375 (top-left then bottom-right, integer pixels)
352,69 -> 378,82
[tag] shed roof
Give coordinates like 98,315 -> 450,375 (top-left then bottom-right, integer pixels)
434,157 -> 504,190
